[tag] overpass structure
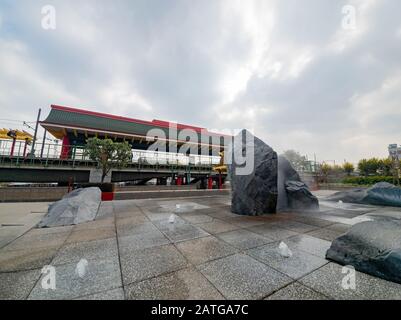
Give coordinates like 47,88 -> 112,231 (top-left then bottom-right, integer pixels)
0,105 -> 230,184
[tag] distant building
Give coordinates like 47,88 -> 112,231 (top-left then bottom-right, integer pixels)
388,144 -> 401,160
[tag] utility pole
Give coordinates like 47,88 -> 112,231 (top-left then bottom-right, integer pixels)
30,108 -> 41,158
40,129 -> 47,158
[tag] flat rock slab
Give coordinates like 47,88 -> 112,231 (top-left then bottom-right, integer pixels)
38,188 -> 101,228
326,182 -> 401,208
326,218 -> 401,284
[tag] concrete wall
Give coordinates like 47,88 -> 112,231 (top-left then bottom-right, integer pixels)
0,185 -> 230,202
0,187 -> 69,202
115,189 -> 230,200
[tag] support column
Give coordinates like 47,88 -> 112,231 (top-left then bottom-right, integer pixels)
208,177 -> 213,189
10,138 -> 16,157
60,135 -> 70,159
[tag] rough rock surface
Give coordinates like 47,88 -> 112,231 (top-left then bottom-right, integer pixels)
326,182 -> 401,207
38,187 -> 101,228
326,218 -> 401,284
229,130 -> 278,216
284,180 -> 319,211
277,155 -> 319,211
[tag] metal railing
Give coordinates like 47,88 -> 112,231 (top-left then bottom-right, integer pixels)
0,139 -> 220,171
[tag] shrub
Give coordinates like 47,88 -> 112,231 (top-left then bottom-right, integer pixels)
342,176 -> 395,186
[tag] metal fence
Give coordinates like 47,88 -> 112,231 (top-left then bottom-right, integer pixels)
0,139 -> 220,168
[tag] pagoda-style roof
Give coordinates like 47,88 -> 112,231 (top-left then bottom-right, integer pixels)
0,128 -> 33,141
40,105 -> 229,150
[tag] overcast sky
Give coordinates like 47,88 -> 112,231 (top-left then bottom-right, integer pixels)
1,0 -> 400,163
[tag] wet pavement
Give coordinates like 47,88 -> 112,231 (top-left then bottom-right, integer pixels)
1,193 -> 401,300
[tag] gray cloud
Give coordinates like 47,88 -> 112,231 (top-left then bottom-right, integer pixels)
0,0 -> 400,163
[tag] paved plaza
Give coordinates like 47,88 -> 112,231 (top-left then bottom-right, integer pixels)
1,192 -> 401,300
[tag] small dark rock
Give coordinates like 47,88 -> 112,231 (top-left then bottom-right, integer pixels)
284,180 -> 319,211
277,155 -> 319,211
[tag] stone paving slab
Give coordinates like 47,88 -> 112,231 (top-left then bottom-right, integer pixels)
115,215 -> 149,233
0,269 -> 41,299
28,256 -> 122,300
247,242 -> 328,279
66,226 -> 116,244
216,229 -> 274,250
197,219 -> 240,234
2,228 -> 71,251
126,268 -> 224,300
180,213 -> 215,224
306,228 -> 345,242
285,234 -> 332,259
290,215 -> 336,228
120,244 -> 188,285
145,212 -> 175,222
0,246 -> 59,272
198,253 -> 292,300
247,224 -> 299,241
325,223 -> 352,233
154,218 -> 210,243
0,202 -> 49,249
95,202 -> 114,219
0,226 -> 28,250
115,209 -> 144,219
269,220 -> 319,233
265,282 -> 329,300
52,238 -> 119,266
116,221 -> 157,238
158,201 -> 210,213
176,236 -> 238,265
2,194 -> 401,300
73,217 -> 115,231
74,287 -> 125,300
299,263 -> 401,300
118,230 -> 170,252
221,216 -> 268,228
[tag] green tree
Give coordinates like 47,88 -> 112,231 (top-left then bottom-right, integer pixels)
282,150 -> 309,171
320,163 -> 332,183
85,138 -> 132,183
343,162 -> 355,176
358,158 -> 380,176
378,158 -> 392,176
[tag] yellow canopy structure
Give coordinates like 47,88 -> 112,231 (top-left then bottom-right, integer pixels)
0,129 -> 33,142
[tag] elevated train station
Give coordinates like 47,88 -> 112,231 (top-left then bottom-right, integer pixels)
0,105 -> 230,186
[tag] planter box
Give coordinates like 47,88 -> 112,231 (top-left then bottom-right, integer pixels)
74,183 -> 115,202
101,192 -> 114,201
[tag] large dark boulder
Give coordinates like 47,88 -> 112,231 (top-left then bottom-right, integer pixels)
229,130 -> 278,216
277,155 -> 319,211
326,182 -> 401,207
326,218 -> 401,284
